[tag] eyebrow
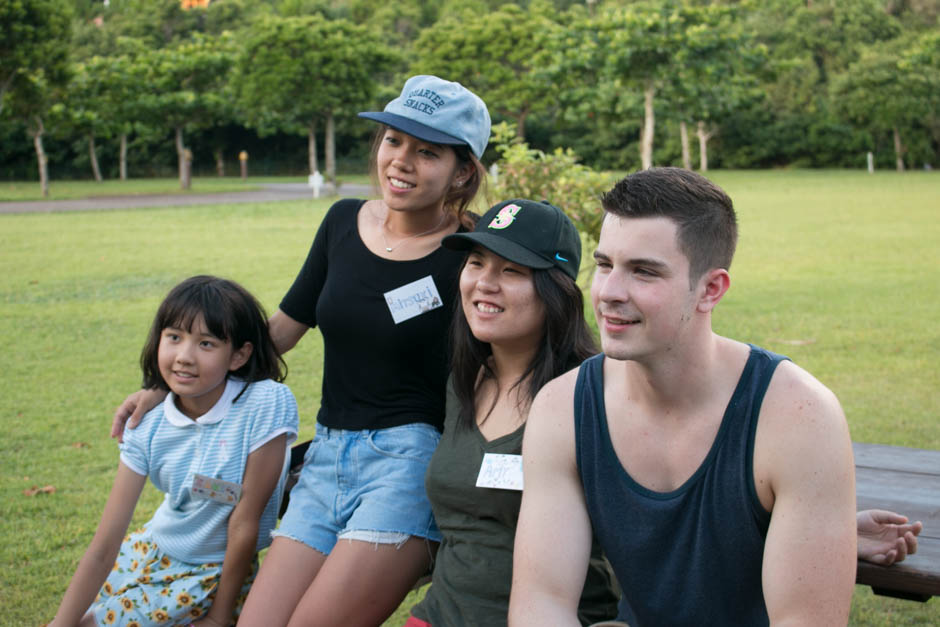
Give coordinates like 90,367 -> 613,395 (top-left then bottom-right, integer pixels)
593,250 -> 670,270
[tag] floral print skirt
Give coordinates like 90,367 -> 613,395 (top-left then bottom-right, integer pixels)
90,525 -> 257,626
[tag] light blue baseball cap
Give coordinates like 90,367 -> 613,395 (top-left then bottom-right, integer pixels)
358,75 -> 491,159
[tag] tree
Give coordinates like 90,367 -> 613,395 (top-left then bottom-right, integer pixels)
663,4 -> 766,171
1,0 -> 72,196
140,33 -> 236,188
233,15 -> 395,181
410,2 -> 561,140
833,31 -> 940,170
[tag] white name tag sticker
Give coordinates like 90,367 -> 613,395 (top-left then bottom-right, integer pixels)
191,473 -> 241,504
476,453 -> 524,491
384,275 -> 443,324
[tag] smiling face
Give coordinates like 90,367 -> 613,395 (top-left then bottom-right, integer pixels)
376,128 -> 470,215
460,247 -> 546,353
590,215 -> 702,362
157,314 -> 251,419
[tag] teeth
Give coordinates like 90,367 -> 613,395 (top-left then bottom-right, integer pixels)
476,303 -> 504,314
389,177 -> 414,189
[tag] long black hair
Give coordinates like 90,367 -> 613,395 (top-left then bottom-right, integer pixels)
450,266 -> 597,431
140,275 -> 286,391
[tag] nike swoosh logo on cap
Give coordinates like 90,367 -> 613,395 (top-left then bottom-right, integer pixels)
555,253 -> 568,262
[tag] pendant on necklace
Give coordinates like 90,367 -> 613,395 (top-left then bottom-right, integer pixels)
385,247 -> 393,252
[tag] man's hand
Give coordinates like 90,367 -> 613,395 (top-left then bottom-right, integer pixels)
857,509 -> 923,566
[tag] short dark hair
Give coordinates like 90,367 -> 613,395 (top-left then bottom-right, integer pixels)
140,275 -> 286,391
601,167 -> 738,285
450,266 -> 598,437
368,125 -> 487,231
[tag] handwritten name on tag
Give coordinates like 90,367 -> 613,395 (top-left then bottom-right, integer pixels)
191,473 -> 241,504
476,453 -> 524,491
384,275 -> 443,324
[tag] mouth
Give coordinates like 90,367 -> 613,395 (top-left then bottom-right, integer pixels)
172,370 -> 197,380
602,313 -> 641,326
388,177 -> 415,190
474,301 -> 504,314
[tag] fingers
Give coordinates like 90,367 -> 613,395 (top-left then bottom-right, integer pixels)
866,509 -> 909,525
110,399 -> 135,442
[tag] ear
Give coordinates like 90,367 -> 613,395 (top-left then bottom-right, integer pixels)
453,161 -> 474,187
228,341 -> 253,372
695,268 -> 730,313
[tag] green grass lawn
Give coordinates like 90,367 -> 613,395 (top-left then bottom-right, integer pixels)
1,170 -> 937,625
0,174 -> 374,202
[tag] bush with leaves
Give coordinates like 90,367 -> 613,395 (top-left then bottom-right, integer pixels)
490,122 -> 616,247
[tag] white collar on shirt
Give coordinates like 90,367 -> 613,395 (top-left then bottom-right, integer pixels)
163,378 -> 246,427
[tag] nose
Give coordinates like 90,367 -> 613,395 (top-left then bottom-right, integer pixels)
596,267 -> 628,304
475,265 -> 500,293
174,340 -> 196,364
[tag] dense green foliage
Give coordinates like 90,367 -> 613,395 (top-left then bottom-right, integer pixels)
1,0 -> 938,182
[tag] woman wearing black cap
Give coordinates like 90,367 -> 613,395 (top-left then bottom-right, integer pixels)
404,199 -> 620,627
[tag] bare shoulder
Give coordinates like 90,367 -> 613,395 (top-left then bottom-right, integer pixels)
756,358 -> 853,496
523,365 -> 582,463
762,359 -> 846,431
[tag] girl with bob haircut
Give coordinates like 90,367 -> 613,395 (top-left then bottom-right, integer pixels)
52,275 -> 298,627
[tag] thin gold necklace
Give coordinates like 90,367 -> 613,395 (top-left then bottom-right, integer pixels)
379,208 -> 450,253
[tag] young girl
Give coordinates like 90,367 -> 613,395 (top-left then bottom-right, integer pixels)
112,75 -> 491,626
52,275 -> 298,627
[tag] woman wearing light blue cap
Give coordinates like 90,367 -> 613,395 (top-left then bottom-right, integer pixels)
235,75 -> 493,626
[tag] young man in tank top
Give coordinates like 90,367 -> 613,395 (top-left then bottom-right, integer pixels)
509,168 -> 857,626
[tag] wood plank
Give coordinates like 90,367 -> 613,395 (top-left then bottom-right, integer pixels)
855,467 -> 940,537
853,441 -> 940,601
856,537 -> 940,599
853,442 -> 940,476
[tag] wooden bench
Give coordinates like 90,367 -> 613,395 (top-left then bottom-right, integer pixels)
854,442 -> 939,602
280,440 -> 938,601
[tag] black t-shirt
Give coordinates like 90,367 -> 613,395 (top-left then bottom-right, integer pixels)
280,199 -> 465,431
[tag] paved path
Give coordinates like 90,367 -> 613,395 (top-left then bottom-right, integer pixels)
0,182 -> 374,214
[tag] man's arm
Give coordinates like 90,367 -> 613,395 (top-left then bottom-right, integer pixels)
757,361 -> 857,626
509,371 -> 593,627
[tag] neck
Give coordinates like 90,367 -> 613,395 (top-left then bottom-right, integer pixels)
613,332 -> 731,412
382,203 -> 452,237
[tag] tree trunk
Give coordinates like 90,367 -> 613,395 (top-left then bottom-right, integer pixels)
325,112 -> 335,183
893,126 -> 905,172
30,116 -> 49,198
214,148 -> 225,177
119,133 -> 128,181
176,126 -> 190,189
679,121 -> 691,170
308,122 -> 318,175
697,121 -> 714,172
517,108 -> 529,142
89,134 -> 103,182
641,83 -> 655,170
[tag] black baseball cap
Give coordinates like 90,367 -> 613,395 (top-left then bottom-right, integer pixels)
442,199 -> 581,281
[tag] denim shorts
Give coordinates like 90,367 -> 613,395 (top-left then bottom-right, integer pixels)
274,422 -> 442,555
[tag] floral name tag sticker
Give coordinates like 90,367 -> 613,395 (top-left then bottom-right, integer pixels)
384,275 -> 443,324
191,473 -> 241,504
475,453 -> 524,491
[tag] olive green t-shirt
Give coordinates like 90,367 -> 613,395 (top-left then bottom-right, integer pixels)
411,379 -> 619,626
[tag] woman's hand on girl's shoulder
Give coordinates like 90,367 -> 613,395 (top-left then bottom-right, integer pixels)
111,388 -> 168,442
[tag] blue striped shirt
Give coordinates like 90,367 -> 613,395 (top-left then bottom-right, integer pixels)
120,378 -> 298,563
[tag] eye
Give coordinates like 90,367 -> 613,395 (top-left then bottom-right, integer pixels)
418,147 -> 439,158
199,340 -> 216,348
164,331 -> 180,342
383,135 -> 400,146
634,267 -> 657,278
